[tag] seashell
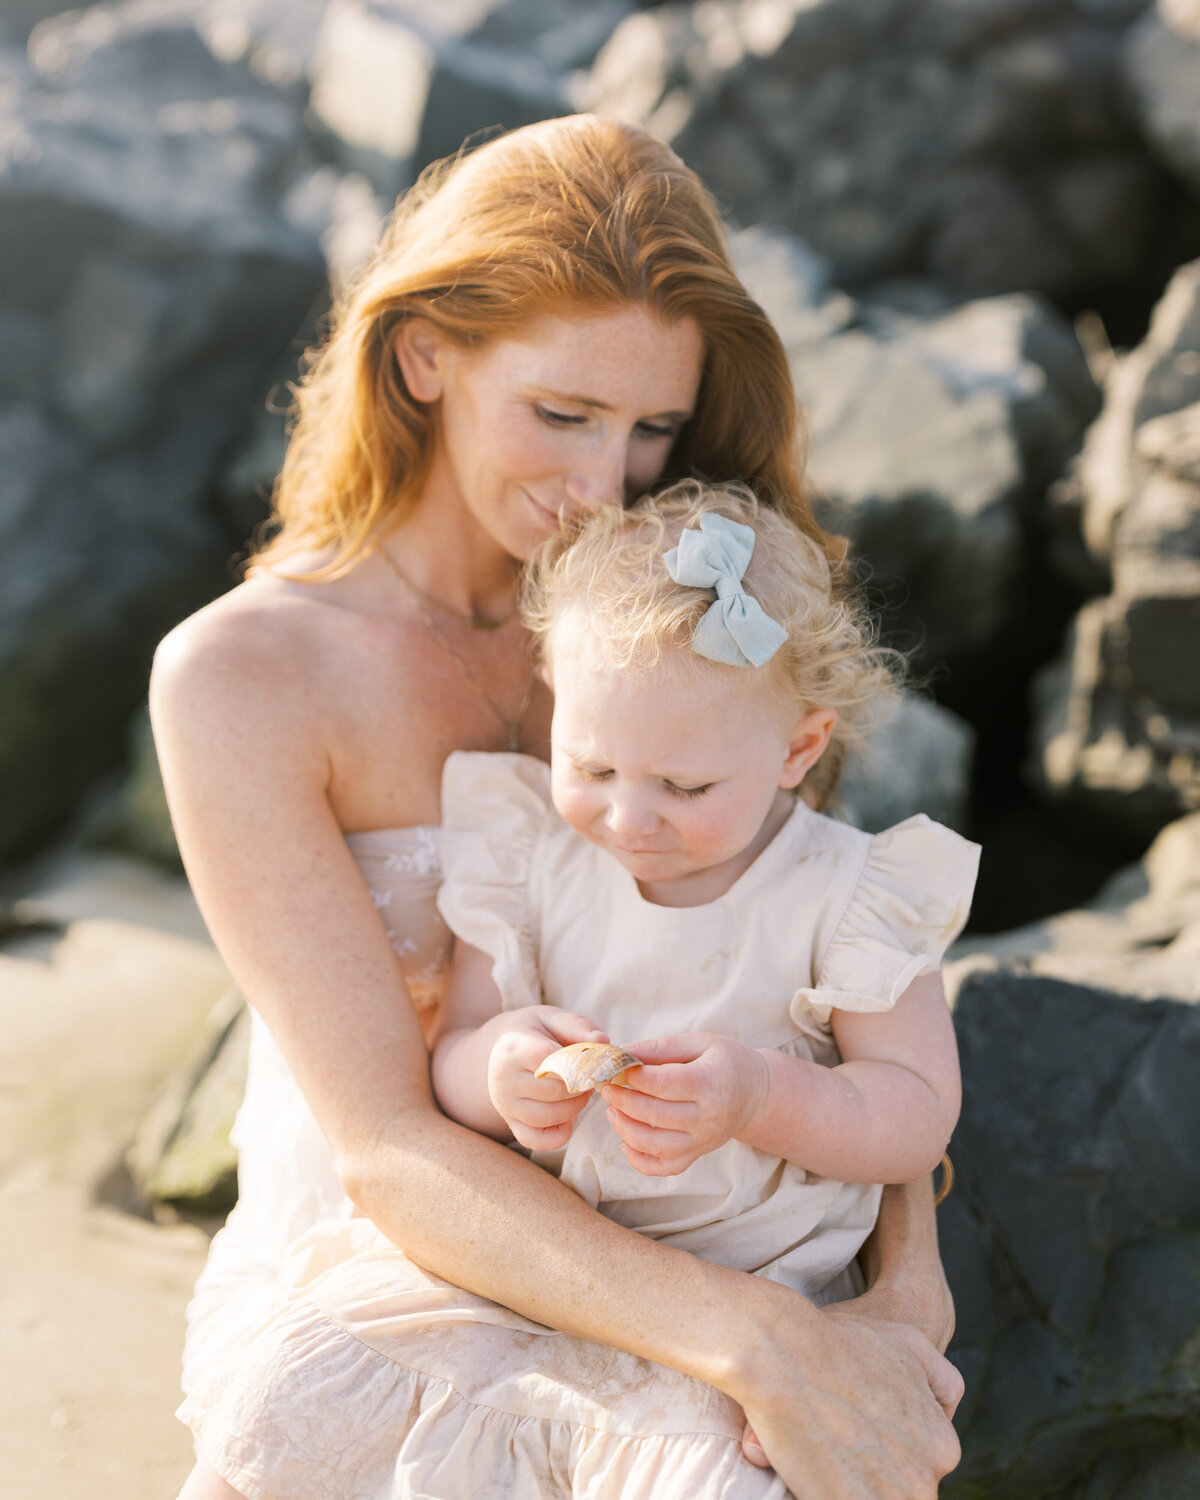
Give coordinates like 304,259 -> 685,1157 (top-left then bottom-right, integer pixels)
535,1041 -> 641,1095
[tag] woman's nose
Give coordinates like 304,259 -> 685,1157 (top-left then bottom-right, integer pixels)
564,440 -> 628,512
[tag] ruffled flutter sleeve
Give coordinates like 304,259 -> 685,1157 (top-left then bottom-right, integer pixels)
792,814 -> 980,1027
436,752 -> 556,1010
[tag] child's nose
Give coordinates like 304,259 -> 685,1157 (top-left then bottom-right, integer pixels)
604,792 -> 658,838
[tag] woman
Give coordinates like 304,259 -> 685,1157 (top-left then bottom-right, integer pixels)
154,115 -> 963,1499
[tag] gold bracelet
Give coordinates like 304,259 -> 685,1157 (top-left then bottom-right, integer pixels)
933,1153 -> 955,1207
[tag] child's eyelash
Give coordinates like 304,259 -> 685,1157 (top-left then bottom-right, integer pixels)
575,766 -> 612,782
664,782 -> 711,799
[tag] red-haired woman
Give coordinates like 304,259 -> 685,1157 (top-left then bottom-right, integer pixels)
155,116 -> 962,1500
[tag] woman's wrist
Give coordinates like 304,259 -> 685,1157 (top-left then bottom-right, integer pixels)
858,1176 -> 955,1352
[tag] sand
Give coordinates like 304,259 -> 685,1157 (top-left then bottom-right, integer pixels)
1,852 -> 231,1499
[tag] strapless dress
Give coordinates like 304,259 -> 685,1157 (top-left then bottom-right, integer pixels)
180,825 -> 449,1396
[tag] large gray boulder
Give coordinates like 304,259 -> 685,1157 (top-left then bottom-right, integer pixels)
0,2 -> 330,860
309,0 -> 630,202
584,0 -> 1166,302
732,225 -> 1100,677
1034,260 -> 1200,846
942,965 -> 1200,1497
1125,0 -> 1200,196
838,690 -> 975,834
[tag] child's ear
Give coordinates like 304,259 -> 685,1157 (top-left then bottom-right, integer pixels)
393,319 -> 448,403
780,707 -> 837,789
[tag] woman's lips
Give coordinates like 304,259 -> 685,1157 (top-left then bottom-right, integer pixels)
523,489 -> 561,527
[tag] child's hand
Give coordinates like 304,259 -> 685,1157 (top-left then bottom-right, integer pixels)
488,1007 -> 609,1152
599,1032 -> 769,1176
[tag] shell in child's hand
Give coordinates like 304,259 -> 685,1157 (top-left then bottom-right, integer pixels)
534,1042 -> 641,1095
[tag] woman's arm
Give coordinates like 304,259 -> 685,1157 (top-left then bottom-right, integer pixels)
152,607 -> 960,1498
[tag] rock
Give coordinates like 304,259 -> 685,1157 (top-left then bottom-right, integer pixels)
838,691 -> 975,834
309,0 -> 630,202
1035,260 -> 1200,846
0,916 -> 230,1187
82,708 -> 183,871
949,809 -> 1200,1001
127,987 -> 247,1214
1124,0 -> 1200,196
0,0 -> 330,862
733,225 -> 1100,678
941,965 -> 1200,1497
584,0 -> 1167,303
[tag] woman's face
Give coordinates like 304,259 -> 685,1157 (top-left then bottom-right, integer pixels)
398,303 -> 705,560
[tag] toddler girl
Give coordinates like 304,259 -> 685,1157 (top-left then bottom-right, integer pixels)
433,478 -> 976,1318
182,478 -> 977,1500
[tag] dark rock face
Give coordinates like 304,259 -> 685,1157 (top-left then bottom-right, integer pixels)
584,0 -> 1170,303
1035,259 -> 1200,846
732,225 -> 1100,679
0,3 -> 329,860
944,966 -> 1200,1497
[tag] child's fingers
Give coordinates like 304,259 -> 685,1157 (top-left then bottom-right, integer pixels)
625,1033 -> 713,1066
511,1118 -> 576,1152
613,1062 -> 698,1102
599,1083 -> 692,1129
513,1093 -> 590,1128
538,1010 -> 610,1047
606,1106 -> 692,1160
618,1140 -> 697,1177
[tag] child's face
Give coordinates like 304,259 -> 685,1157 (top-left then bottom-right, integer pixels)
548,616 -> 834,899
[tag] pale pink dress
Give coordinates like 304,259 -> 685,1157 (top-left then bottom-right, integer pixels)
179,755 -> 979,1499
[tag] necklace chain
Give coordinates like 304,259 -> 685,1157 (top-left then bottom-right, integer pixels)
378,547 -> 533,753
376,545 -> 517,631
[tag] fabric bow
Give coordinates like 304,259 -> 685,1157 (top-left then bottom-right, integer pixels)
663,513 -> 787,668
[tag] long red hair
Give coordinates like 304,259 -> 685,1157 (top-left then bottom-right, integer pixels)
252,114 -> 824,578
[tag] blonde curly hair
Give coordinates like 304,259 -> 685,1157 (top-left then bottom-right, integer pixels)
522,480 -> 903,805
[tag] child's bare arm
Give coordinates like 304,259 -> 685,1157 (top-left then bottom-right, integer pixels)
430,940 -> 514,1139
431,940 -> 607,1149
740,971 -> 960,1182
603,971 -> 959,1183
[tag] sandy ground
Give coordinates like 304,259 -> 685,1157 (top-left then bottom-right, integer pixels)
1,852 -> 231,1499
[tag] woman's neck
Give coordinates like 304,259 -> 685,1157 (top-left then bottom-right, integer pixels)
382,478 -> 520,622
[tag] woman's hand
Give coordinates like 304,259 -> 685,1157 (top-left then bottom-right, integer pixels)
599,1031 -> 769,1175
731,1287 -> 963,1498
488,1007 -> 608,1151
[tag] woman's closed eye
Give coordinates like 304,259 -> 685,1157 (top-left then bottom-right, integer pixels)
536,405 -> 587,427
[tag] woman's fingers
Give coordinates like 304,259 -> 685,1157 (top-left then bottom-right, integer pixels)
740,1424 -> 771,1468
904,1325 -> 965,1421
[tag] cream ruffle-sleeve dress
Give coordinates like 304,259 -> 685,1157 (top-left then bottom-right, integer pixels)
179,752 -> 979,1500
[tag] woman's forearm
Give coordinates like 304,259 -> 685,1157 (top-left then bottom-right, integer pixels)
341,1101 -> 800,1394
857,1174 -> 955,1352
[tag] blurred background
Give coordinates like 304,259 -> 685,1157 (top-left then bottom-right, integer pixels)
2,1 -> 1200,1496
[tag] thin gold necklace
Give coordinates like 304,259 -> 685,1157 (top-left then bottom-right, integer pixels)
376,545 -> 517,631
380,549 -> 534,752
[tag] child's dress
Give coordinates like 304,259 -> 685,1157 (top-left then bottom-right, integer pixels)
178,752 -> 979,1500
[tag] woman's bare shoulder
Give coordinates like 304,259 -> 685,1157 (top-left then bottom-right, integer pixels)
151,572 -> 356,749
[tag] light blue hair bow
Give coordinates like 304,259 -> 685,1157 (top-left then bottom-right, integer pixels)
663,513 -> 787,668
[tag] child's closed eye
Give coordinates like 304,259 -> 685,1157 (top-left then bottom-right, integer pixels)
663,782 -> 711,799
